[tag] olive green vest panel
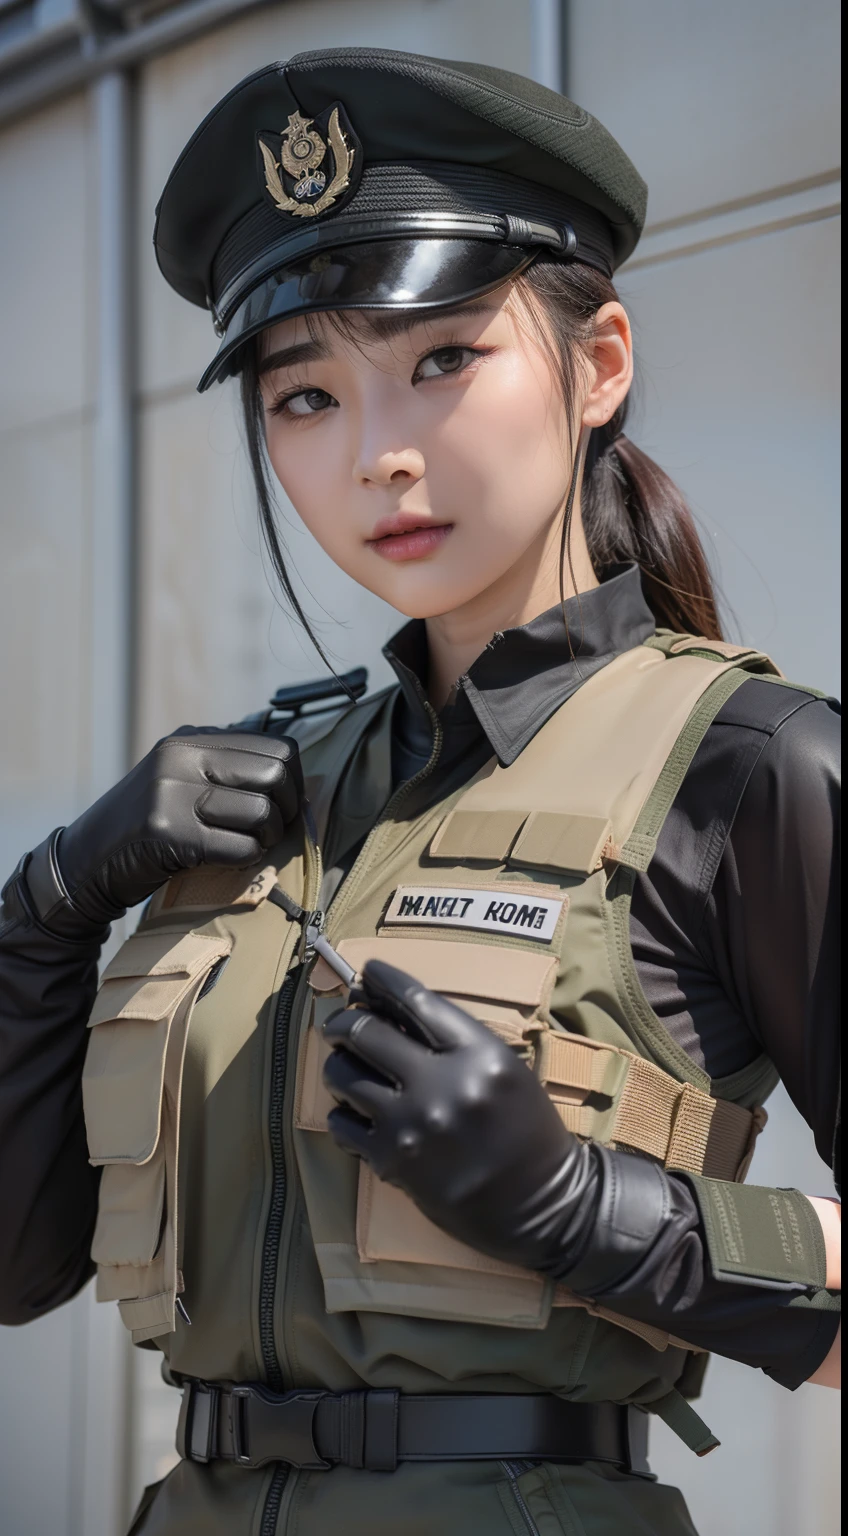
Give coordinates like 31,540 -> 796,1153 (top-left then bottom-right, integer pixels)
79,638 -> 780,1419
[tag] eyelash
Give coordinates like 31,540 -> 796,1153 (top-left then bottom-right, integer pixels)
267,341 -> 490,420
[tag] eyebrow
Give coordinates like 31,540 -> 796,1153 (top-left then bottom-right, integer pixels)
258,338 -> 331,375
367,299 -> 498,342
258,300 -> 498,375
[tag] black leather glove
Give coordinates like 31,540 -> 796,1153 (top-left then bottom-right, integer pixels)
17,729 -> 303,938
323,958 -> 665,1289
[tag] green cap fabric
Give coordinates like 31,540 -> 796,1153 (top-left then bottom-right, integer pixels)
153,48 -> 648,391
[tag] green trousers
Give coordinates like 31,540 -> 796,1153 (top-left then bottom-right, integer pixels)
131,1459 -> 699,1535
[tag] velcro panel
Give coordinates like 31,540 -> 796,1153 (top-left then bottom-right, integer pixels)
510,813 -> 612,875
687,1179 -> 827,1288
429,807 -> 525,861
157,862 -> 279,913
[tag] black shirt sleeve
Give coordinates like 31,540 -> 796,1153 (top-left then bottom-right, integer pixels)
631,680 -> 841,1182
0,895 -> 102,1324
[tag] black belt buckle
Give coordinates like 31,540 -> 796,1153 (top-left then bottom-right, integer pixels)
230,1385 -> 331,1470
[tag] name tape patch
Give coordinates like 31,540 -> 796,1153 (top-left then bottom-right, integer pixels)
384,886 -> 564,944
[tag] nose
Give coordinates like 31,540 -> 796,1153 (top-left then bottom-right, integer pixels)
353,437 -> 425,489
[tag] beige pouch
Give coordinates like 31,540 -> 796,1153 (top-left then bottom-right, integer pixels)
296,934 -> 560,1328
83,927 -> 232,1341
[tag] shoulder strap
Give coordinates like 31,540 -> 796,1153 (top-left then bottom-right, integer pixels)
289,687 -> 396,845
431,640 -> 782,876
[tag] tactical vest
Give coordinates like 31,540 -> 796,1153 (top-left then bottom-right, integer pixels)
80,636 -> 783,1417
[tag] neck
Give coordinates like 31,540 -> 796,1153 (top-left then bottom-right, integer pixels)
424,494 -> 599,710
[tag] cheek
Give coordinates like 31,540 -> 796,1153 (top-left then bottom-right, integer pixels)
265,420 -> 357,569
434,357 -> 569,536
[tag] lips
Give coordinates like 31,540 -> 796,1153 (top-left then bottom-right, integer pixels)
367,512 -> 453,563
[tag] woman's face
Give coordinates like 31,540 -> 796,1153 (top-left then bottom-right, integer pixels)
257,285 -> 583,620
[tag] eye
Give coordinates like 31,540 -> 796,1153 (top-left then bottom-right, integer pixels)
272,387 -> 337,419
413,346 -> 480,382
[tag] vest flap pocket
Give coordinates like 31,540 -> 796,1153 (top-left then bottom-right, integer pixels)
91,1151 -> 165,1268
296,987 -> 535,1135
93,930 -> 231,993
356,1163 -> 536,1282
349,1164 -> 552,1325
336,936 -> 557,1008
297,937 -> 556,1133
83,931 -> 232,1164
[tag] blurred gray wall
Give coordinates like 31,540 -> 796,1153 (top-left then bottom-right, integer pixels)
0,2 -> 840,1532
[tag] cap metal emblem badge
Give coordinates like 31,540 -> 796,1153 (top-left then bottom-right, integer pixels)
258,105 -> 356,219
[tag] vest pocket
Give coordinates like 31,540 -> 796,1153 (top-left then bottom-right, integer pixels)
83,927 -> 233,1341
297,935 -> 559,1329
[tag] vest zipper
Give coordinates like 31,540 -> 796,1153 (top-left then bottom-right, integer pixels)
499,1461 -> 543,1536
259,830 -> 323,1534
260,1464 -> 289,1536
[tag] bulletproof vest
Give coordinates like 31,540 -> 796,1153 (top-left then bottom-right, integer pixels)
79,636 -> 782,1384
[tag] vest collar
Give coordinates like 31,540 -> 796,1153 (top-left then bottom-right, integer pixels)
384,564 -> 656,768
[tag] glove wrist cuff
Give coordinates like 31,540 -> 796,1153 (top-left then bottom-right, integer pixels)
14,831 -> 112,942
557,1146 -> 670,1295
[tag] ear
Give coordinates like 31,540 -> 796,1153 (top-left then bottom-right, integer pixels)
581,302 -> 633,429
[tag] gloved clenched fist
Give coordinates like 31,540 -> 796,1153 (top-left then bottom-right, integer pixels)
323,959 -> 669,1293
21,729 -> 303,934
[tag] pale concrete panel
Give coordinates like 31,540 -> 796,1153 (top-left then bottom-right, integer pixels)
128,1346 -> 180,1516
135,380 -> 400,753
569,0 -> 841,225
0,92 -> 94,430
616,213 -> 840,694
136,0 -> 534,396
0,413 -> 92,877
0,1298 -> 82,1536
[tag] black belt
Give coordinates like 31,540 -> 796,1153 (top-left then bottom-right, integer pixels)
177,1380 -> 651,1475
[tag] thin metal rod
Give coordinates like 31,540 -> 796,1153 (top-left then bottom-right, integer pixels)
531,0 -> 565,93
90,69 -> 133,794
0,0 -> 278,128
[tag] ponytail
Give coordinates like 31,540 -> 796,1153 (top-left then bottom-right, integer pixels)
517,259 -> 724,640
583,425 -> 722,639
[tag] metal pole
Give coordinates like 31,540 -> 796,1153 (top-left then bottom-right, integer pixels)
73,68 -> 135,1536
531,0 -> 565,92
90,69 -> 133,796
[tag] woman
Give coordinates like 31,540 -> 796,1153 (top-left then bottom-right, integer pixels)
0,47 -> 839,1536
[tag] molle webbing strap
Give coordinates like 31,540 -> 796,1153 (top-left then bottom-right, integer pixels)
430,640 -> 780,876
537,1031 -> 763,1180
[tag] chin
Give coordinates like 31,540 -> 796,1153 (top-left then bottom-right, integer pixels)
388,585 -> 479,621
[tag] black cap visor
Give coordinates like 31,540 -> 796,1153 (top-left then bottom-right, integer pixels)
198,236 -> 535,391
